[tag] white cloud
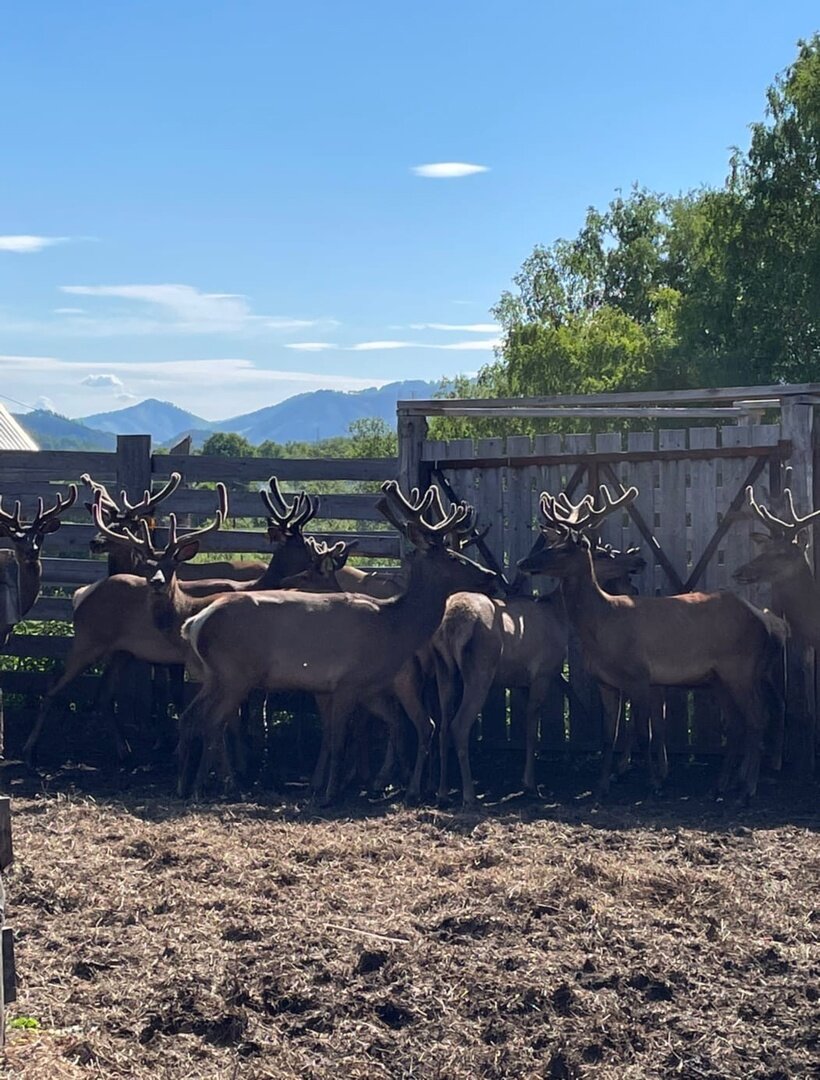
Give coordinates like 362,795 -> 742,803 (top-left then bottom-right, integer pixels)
35,396 -> 56,411
411,163 -> 489,179
116,392 -> 138,403
284,342 -> 338,352
0,235 -> 69,253
81,373 -> 125,388
348,340 -> 414,351
409,322 -> 500,333
54,307 -> 85,315
347,338 -> 499,352
57,283 -> 330,337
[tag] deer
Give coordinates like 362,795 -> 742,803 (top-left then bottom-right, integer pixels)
25,477 -> 361,772
177,481 -> 500,804
734,474 -> 820,648
517,484 -> 786,800
83,470 -> 267,580
22,485 -> 230,766
432,542 -> 647,807
0,486 -> 78,646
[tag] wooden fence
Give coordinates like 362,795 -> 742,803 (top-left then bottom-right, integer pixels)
398,383 -> 819,774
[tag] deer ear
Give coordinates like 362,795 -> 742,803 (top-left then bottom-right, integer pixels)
175,540 -> 200,563
751,532 -> 771,546
40,519 -> 62,534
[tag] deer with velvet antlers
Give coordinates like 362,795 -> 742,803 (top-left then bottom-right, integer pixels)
518,483 -> 785,800
178,481 -> 499,803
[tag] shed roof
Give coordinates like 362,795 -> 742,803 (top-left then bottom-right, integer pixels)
0,404 -> 38,451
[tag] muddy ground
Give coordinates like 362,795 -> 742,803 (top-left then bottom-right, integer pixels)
1,762 -> 818,1079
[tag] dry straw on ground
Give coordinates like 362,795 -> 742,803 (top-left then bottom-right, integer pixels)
1,776 -> 818,1079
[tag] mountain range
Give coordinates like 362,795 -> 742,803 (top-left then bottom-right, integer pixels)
16,379 -> 437,451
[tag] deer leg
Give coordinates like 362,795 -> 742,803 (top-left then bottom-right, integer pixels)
597,684 -> 624,797
393,664 -> 434,804
433,652 -> 459,804
651,687 -> 668,784
725,681 -> 767,800
448,655 -> 497,809
522,674 -> 551,796
191,689 -> 245,800
96,652 -> 132,762
311,694 -> 332,793
321,693 -> 356,805
712,682 -> 744,795
23,638 -> 110,767
367,693 -> 405,793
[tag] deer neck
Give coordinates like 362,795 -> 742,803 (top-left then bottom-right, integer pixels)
148,575 -> 210,636
381,555 -> 461,655
15,553 -> 42,617
769,556 -> 820,646
560,549 -> 613,630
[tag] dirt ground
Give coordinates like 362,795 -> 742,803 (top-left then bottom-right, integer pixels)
1,765 -> 818,1080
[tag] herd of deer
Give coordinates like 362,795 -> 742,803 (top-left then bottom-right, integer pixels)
0,464 -> 818,806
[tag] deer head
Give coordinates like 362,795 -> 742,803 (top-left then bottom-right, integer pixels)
518,484 -> 639,579
92,483 -> 228,592
83,471 -> 182,557
735,468 -> 820,586
0,484 -> 78,567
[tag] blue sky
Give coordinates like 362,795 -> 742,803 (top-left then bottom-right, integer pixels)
1,1 -> 816,421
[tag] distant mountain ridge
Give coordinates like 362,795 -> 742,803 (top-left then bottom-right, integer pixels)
16,379 -> 437,450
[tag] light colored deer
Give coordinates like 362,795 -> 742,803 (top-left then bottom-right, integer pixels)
0,486 -> 78,645
518,484 -> 785,800
22,486 -> 230,764
177,482 -> 499,803
432,544 -> 647,807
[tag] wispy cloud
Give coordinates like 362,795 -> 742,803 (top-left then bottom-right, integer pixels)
408,322 -> 500,333
348,338 -> 499,352
0,235 -> 70,253
411,163 -> 489,179
0,354 -> 389,420
284,342 -> 338,352
348,340 -> 413,352
54,307 -> 85,315
55,283 -> 330,337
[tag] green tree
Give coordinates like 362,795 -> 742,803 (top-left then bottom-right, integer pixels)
201,432 -> 257,457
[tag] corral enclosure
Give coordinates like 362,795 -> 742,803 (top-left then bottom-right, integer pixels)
1,383 -> 819,777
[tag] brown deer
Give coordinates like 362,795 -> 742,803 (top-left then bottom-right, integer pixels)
0,486 -> 78,645
734,475 -> 820,647
177,482 -> 499,803
518,484 -> 784,800
432,543 -> 647,807
23,485 -> 230,765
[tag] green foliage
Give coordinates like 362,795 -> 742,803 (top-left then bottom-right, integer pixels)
8,1017 -> 41,1030
201,432 -> 257,458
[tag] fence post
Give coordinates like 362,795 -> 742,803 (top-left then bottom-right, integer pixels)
0,797 -> 14,1043
397,410 -> 428,495
114,435 -> 154,747
780,396 -> 816,778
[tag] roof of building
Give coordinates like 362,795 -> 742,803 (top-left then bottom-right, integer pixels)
0,404 -> 38,451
